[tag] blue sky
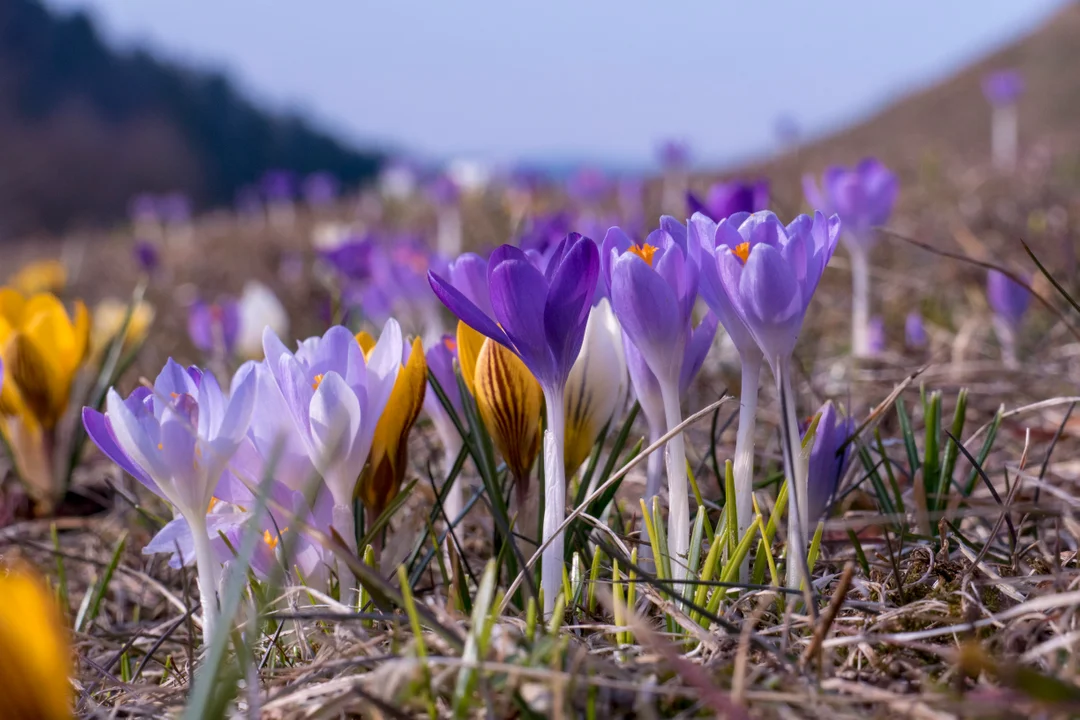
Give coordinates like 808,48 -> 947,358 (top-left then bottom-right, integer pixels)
47,0 -> 1067,169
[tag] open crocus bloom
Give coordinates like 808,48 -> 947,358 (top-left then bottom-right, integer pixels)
603,218 -> 702,580
710,210 -> 841,588
802,159 -> 896,251
713,211 -> 841,371
83,359 -> 255,643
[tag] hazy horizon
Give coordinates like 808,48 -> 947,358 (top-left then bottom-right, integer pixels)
45,0 -> 1069,170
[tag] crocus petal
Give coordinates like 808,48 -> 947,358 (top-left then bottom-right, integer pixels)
106,388 -> 170,485
474,338 -> 542,485
82,407 -> 155,491
611,252 -> 684,385
543,236 -> 598,386
307,371 -> 363,502
738,243 -> 803,364
447,253 -> 492,316
488,247 -> 554,383
428,270 -> 509,347
679,312 -> 719,397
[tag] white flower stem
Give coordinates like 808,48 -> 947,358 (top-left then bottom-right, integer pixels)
437,206 -> 463,257
332,503 -> 357,606
776,360 -> 810,590
733,350 -> 762,577
441,436 -> 465,530
187,512 -> 220,647
849,245 -> 872,357
642,427 -> 664,504
992,104 -> 1018,172
659,380 -> 690,585
992,315 -> 1019,370
540,387 -> 567,618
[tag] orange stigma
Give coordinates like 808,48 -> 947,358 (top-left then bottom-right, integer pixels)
263,527 -> 288,550
311,373 -> 325,390
732,242 -> 751,264
443,337 -> 457,353
207,497 -> 218,513
628,243 -> 658,267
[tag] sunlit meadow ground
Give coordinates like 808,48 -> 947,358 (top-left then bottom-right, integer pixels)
4,144 -> 1080,718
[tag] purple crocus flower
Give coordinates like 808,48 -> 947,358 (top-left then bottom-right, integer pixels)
803,159 -> 897,357
710,209 -> 842,587
188,298 -> 241,357
603,217 -> 702,578
303,172 -> 339,206
803,159 -> 897,250
567,167 -> 609,207
690,209 -> 769,548
868,316 -> 886,355
262,170 -> 296,203
261,322 -> 401,559
158,193 -> 192,225
987,270 -> 1031,327
713,211 -> 841,374
82,359 -> 255,643
129,194 -> 159,224
687,181 -> 769,221
429,233 -> 598,614
134,239 -> 160,275
426,175 -> 461,208
657,139 -> 690,171
987,270 -> 1031,369
806,401 -> 855,523
905,311 -> 928,349
320,236 -> 376,283
982,70 -> 1024,107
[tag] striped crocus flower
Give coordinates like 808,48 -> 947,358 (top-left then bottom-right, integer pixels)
429,233 -> 598,615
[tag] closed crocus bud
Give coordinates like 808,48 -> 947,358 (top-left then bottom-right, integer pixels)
356,335 -> 426,527
987,270 -> 1031,327
472,332 -> 543,492
564,298 -> 628,475
133,239 -> 160,275
91,297 -> 155,359
987,270 -> 1031,369
0,562 -> 73,720
188,297 -> 240,357
905,311 -> 928,349
236,281 -> 289,360
9,259 -> 67,295
687,180 -> 769,221
806,401 -> 855,523
0,290 -> 90,509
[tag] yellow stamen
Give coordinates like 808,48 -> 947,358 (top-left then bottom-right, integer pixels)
628,243 -> 658,267
263,527 -> 288,550
207,497 -> 218,513
311,373 -> 325,390
732,242 -> 751,264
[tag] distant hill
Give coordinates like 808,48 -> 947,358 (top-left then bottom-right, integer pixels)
0,0 -> 383,237
726,2 -> 1080,203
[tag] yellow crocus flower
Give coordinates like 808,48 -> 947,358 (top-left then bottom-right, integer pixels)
355,333 -> 427,523
9,259 -> 67,295
90,298 -> 154,360
0,289 -> 90,506
456,320 -> 543,489
0,562 -> 73,720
